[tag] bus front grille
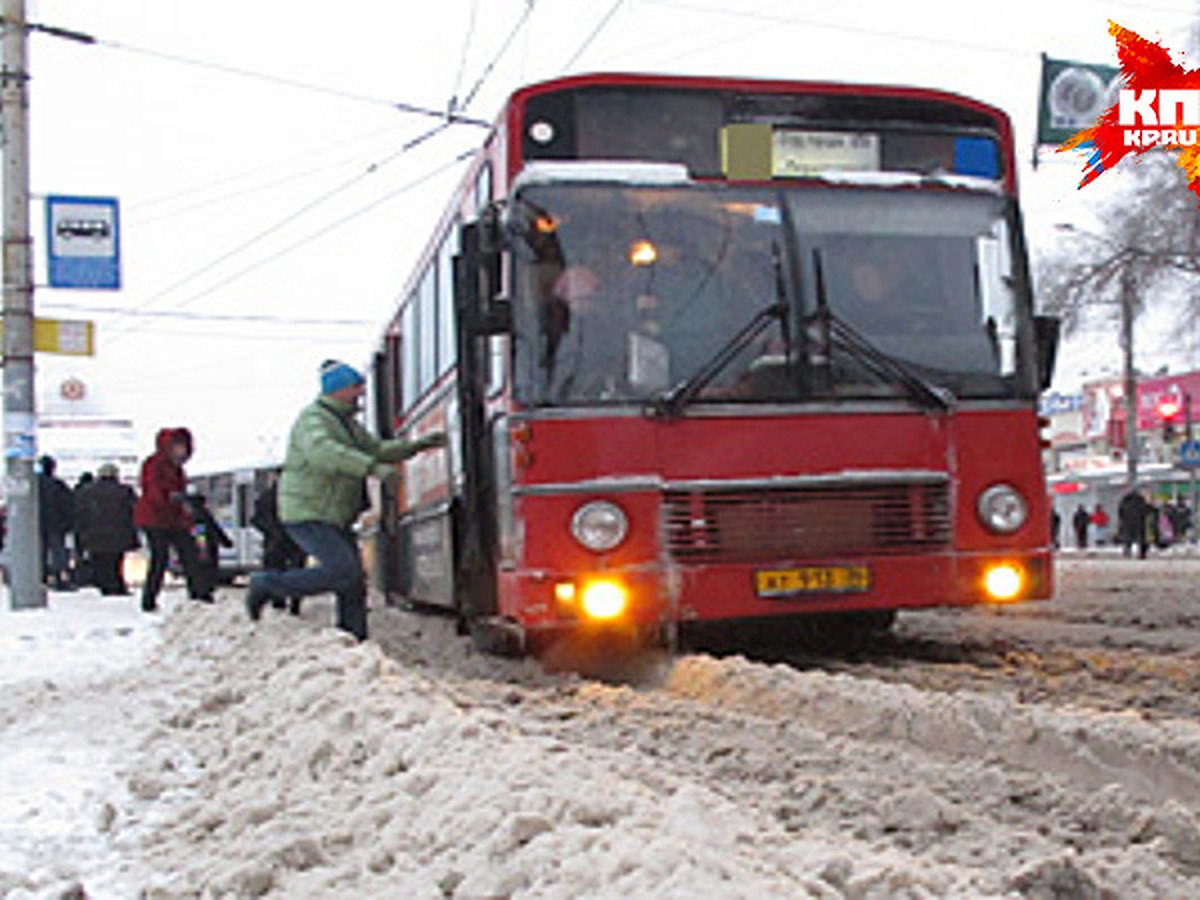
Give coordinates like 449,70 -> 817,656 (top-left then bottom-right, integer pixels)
662,480 -> 952,564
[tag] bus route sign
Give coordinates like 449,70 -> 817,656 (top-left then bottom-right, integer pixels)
45,195 -> 121,290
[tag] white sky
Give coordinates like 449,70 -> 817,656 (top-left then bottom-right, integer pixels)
13,0 -> 1200,469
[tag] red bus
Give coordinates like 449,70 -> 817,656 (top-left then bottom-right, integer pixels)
369,73 -> 1059,654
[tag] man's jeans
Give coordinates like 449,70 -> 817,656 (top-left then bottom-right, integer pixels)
254,522 -> 367,640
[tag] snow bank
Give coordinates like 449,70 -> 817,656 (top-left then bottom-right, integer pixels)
664,654 -> 1200,809
7,571 -> 1200,898
127,604 -> 996,898
0,591 -> 164,900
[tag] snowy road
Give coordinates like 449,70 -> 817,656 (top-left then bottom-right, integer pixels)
2,557 -> 1199,897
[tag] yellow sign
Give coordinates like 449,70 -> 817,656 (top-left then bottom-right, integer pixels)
0,317 -> 95,356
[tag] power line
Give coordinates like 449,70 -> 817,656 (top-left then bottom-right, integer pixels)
106,150 -> 475,346
37,301 -> 372,326
562,0 -> 625,71
130,122 -> 411,211
9,14 -> 491,125
639,0 -> 1200,60
132,148 -> 406,226
593,0 -> 789,70
87,32 -> 491,127
456,0 -> 539,113
106,121 -> 454,339
636,0 -> 1034,59
449,0 -> 482,111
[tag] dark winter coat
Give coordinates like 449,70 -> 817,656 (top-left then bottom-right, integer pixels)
1117,491 -> 1148,543
38,473 -> 75,537
76,477 -> 138,554
133,428 -> 194,531
251,482 -> 305,566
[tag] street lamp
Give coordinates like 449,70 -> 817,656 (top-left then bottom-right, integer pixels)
1054,223 -> 1141,487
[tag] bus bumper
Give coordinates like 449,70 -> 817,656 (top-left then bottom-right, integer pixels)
498,549 -> 1052,633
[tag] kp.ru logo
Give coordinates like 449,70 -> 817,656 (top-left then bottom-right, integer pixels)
1118,90 -> 1200,146
1062,22 -> 1200,203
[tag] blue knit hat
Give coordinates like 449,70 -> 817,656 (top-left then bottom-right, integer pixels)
320,359 -> 365,395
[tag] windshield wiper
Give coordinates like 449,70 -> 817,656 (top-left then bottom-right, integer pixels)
810,248 -> 953,411
648,300 -> 789,419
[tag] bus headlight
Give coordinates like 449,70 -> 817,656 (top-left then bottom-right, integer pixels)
983,563 -> 1024,601
977,484 -> 1028,534
580,579 -> 628,620
570,501 -> 628,552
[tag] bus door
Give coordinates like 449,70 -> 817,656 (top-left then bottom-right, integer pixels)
371,347 -> 403,596
452,213 -> 508,622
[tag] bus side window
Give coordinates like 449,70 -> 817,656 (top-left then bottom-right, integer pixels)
418,264 -> 437,393
386,334 -> 402,422
438,230 -> 457,374
475,164 -> 493,214
401,298 -> 418,413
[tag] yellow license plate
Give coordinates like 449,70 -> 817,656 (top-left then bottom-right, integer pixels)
755,565 -> 871,598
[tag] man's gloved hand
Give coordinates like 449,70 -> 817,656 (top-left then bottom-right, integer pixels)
371,463 -> 401,487
413,432 -> 448,452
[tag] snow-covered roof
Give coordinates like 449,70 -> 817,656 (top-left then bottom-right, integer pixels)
513,160 -> 692,191
802,169 -> 1003,194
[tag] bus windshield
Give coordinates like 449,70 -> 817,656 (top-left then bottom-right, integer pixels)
511,182 -> 1027,407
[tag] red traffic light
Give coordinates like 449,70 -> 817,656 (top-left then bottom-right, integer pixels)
1158,398 -> 1182,420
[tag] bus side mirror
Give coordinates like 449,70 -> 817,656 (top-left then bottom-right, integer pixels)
455,207 -> 510,336
1034,315 -> 1060,393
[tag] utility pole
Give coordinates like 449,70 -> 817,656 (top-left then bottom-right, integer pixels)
1119,261 -> 1139,488
2,0 -> 43,609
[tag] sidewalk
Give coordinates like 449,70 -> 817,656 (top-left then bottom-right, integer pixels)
1055,542 -> 1200,560
0,588 -> 166,899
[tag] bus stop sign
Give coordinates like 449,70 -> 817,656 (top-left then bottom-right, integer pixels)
45,195 -> 121,289
1179,439 -> 1200,469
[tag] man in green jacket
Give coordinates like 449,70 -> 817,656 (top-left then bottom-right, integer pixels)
245,360 -> 444,640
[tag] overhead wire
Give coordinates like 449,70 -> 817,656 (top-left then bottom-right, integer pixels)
456,0 -> 539,112
561,0 -> 625,72
637,0 -> 1200,62
582,0 -> 784,70
449,0 -> 483,111
104,121 -> 455,340
90,35 -> 491,127
22,9 -> 504,346
130,122 -> 412,211
131,146 -> 416,226
36,302 -> 372,326
637,0 -> 1035,59
104,149 -> 476,347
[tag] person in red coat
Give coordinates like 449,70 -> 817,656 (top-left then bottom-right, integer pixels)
133,428 -> 206,611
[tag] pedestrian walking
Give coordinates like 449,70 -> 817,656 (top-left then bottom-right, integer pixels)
1144,499 -> 1161,555
133,428 -> 207,611
1072,504 -> 1091,550
38,455 -> 75,589
1090,503 -> 1110,545
1118,488 -> 1150,559
72,472 -> 95,586
1175,500 -> 1194,542
187,493 -> 233,597
250,473 -> 307,614
75,463 -> 138,595
1051,506 -> 1061,550
245,360 -> 446,640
